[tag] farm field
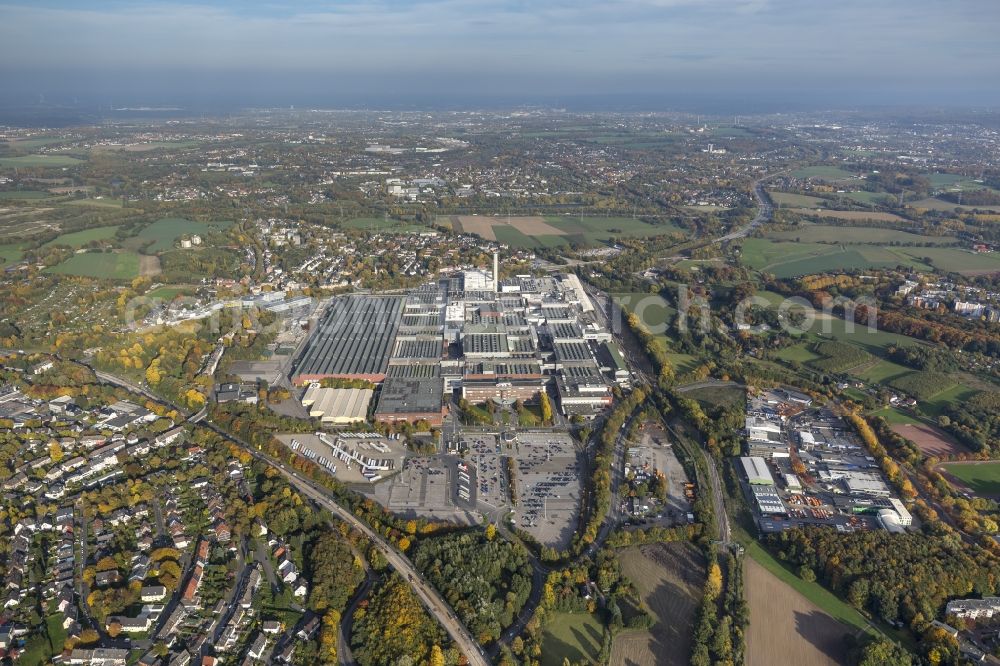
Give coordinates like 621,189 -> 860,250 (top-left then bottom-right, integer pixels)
916,382 -> 980,418
854,358 -> 912,384
768,191 -> 827,207
341,217 -> 428,233
775,343 -> 821,364
46,250 -> 141,279
42,225 -> 119,248
787,208 -> 908,223
766,224 -> 957,246
842,191 -> 892,205
540,612 -> 603,666
611,542 -> 705,666
939,462 -> 1000,497
0,190 -> 53,200
911,197 -> 1000,213
134,217 -> 233,252
792,166 -> 859,181
741,238 -> 933,278
0,243 -> 25,265
891,423 -> 966,457
0,154 -> 84,168
443,215 -> 682,248
745,555 -> 856,666
62,197 -> 123,208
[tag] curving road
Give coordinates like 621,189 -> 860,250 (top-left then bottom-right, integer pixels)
717,176 -> 776,243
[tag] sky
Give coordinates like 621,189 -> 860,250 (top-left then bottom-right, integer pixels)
0,0 -> 998,110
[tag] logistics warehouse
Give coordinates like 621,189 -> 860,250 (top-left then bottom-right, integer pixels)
287,256 -> 630,427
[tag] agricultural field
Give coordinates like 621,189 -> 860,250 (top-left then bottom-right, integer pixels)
42,225 -> 120,248
45,250 -> 141,280
911,197 -> 1000,213
842,191 -> 893,205
792,166 -> 860,181
787,208 -> 908,223
0,243 -> 25,265
916,382 -> 981,418
807,340 -> 872,373
766,224 -> 958,246
62,197 -> 124,208
891,423 -> 966,458
540,612 -> 604,666
768,191 -> 827,208
774,343 -> 822,364
0,190 -> 53,200
341,217 -> 429,233
740,238 -> 933,278
133,217 -> 233,252
938,462 -> 1000,498
443,215 -> 682,248
0,154 -> 84,168
611,543 -> 705,666
854,359 -> 912,384
888,371 -> 956,401
745,556 -> 858,666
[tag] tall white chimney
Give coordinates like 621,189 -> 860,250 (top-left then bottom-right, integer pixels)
493,252 -> 499,292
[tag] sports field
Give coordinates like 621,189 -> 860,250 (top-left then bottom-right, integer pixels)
443,215 -> 682,248
891,423 -> 966,458
46,251 -> 141,279
939,462 -> 1000,497
135,217 -> 233,252
0,155 -> 84,168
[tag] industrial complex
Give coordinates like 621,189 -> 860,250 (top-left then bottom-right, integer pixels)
288,254 -> 628,427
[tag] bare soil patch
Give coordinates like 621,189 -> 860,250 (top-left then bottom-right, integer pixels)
891,423 -> 966,457
745,556 -> 853,666
611,542 -> 705,666
139,254 -> 161,277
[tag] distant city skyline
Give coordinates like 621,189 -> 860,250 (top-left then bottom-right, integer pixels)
1,0 -> 999,110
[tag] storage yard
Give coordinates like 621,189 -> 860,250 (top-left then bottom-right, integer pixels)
740,389 -> 913,534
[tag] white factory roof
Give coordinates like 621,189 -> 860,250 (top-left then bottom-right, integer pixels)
740,456 -> 774,485
301,386 -> 373,423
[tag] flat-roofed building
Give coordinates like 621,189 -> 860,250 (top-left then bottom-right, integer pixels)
740,456 -> 775,485
301,386 -> 373,424
375,377 -> 445,427
292,295 -> 405,384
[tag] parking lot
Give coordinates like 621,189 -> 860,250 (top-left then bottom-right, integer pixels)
275,432 -> 407,484
465,435 -> 509,508
510,431 -> 582,551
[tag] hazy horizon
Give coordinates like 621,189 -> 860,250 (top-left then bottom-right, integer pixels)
1,0 -> 999,114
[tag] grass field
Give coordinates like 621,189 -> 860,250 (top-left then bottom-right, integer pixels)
775,343 -> 822,364
43,225 -> 119,248
0,190 -> 53,200
745,555 -> 858,666
0,243 -> 25,264
341,217 -> 429,233
766,224 -> 957,246
916,382 -> 980,418
614,292 -> 675,331
46,250 -> 141,279
0,154 -> 84,168
442,215 -> 683,248
939,462 -> 1000,497
768,191 -> 828,208
541,612 -> 604,666
871,407 -> 922,425
843,191 -> 893,205
62,196 -> 124,208
146,285 -> 195,300
854,359 -> 913,384
793,166 -> 859,181
135,217 -> 233,252
611,543 -> 705,666
682,385 -> 745,408
788,208 -> 907,223
911,197 -> 1000,213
